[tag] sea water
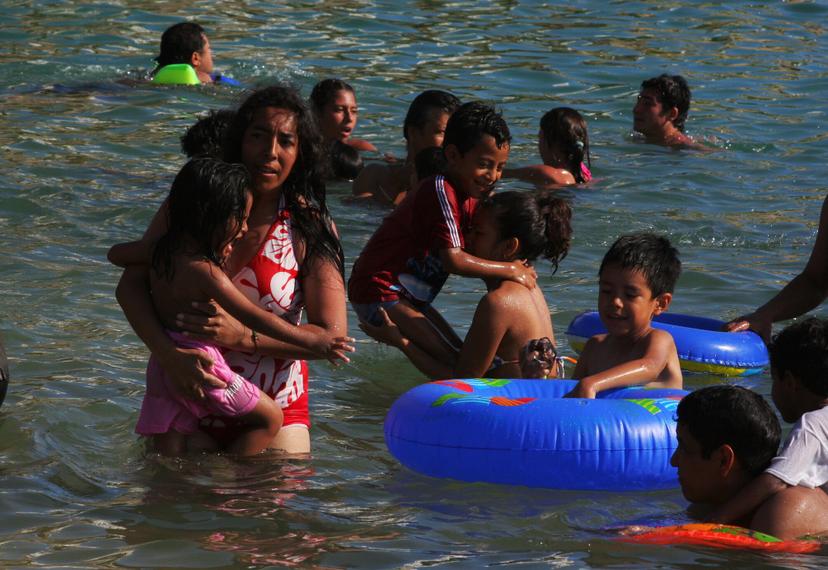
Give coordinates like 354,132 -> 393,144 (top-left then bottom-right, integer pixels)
1,1 -> 827,567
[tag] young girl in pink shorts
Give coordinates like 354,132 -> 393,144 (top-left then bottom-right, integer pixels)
135,157 -> 353,456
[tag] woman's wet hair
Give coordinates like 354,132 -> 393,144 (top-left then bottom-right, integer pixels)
225,84 -> 344,277
540,107 -> 591,183
481,190 -> 572,273
152,157 -> 250,281
309,78 -> 355,114
329,140 -> 364,180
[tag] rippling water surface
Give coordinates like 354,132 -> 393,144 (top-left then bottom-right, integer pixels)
2,1 -> 828,567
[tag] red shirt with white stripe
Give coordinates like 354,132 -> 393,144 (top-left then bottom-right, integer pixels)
348,175 -> 477,304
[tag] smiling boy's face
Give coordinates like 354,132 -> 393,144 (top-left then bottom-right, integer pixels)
444,134 -> 509,200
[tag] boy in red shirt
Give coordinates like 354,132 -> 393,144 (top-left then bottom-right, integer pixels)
349,102 -> 535,365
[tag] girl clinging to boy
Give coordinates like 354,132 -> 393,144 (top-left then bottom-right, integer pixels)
135,157 -> 353,456
504,107 -> 592,186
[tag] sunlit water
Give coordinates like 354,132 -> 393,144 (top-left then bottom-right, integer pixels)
1,1 -> 827,567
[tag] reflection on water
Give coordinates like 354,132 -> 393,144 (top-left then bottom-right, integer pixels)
1,0 -> 828,567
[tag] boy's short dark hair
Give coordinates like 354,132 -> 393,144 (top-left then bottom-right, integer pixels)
155,22 -> 206,69
414,146 -> 447,181
641,74 -> 691,132
769,317 -> 828,397
677,385 -> 781,476
599,233 -> 681,297
403,90 -> 461,141
443,101 -> 511,155
180,109 -> 236,158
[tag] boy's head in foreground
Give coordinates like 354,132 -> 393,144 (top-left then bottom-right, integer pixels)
769,317 -> 828,423
154,22 -> 213,78
672,385 -> 781,504
442,101 -> 511,200
634,74 -> 691,136
597,233 -> 681,337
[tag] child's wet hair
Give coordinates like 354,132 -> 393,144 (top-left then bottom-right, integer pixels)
403,90 -> 461,141
309,78 -> 354,114
414,146 -> 447,181
180,109 -> 236,159
641,74 -> 691,132
329,140 -> 364,180
540,107 -> 591,183
154,22 -> 207,68
599,233 -> 681,296
769,317 -> 828,397
676,385 -> 781,476
480,190 -> 572,272
153,157 -> 250,281
443,101 -> 511,155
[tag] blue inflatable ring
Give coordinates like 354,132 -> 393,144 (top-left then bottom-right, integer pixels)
384,378 -> 687,491
566,311 -> 769,377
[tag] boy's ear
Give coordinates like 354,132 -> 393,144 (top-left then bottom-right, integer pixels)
666,106 -> 679,125
500,237 -> 520,260
652,292 -> 672,315
715,443 -> 738,477
444,143 -> 461,165
190,50 -> 201,70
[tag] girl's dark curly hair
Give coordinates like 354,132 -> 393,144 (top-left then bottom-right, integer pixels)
225,84 -> 344,277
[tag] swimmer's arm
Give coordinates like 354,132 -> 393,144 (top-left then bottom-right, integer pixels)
565,332 -> 676,398
708,473 -> 790,524
345,138 -> 378,153
728,195 -> 828,341
115,265 -> 224,398
440,248 -> 537,289
570,337 -> 596,379
194,263 -> 353,364
502,165 -> 574,186
454,294 -> 508,378
107,198 -> 169,267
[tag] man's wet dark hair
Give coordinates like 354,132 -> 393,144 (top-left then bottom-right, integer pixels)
769,317 -> 828,397
599,233 -> 681,297
676,385 -> 781,476
442,101 -> 511,155
640,74 -> 691,132
413,146 -> 447,181
154,22 -> 207,70
403,90 -> 461,141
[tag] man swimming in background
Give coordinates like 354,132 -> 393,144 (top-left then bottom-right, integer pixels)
633,74 -> 706,150
151,22 -> 215,84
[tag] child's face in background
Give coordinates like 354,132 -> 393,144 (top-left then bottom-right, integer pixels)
408,109 -> 450,156
319,89 -> 358,142
195,34 -> 214,75
598,264 -> 670,338
445,134 -> 509,200
465,206 -> 504,261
